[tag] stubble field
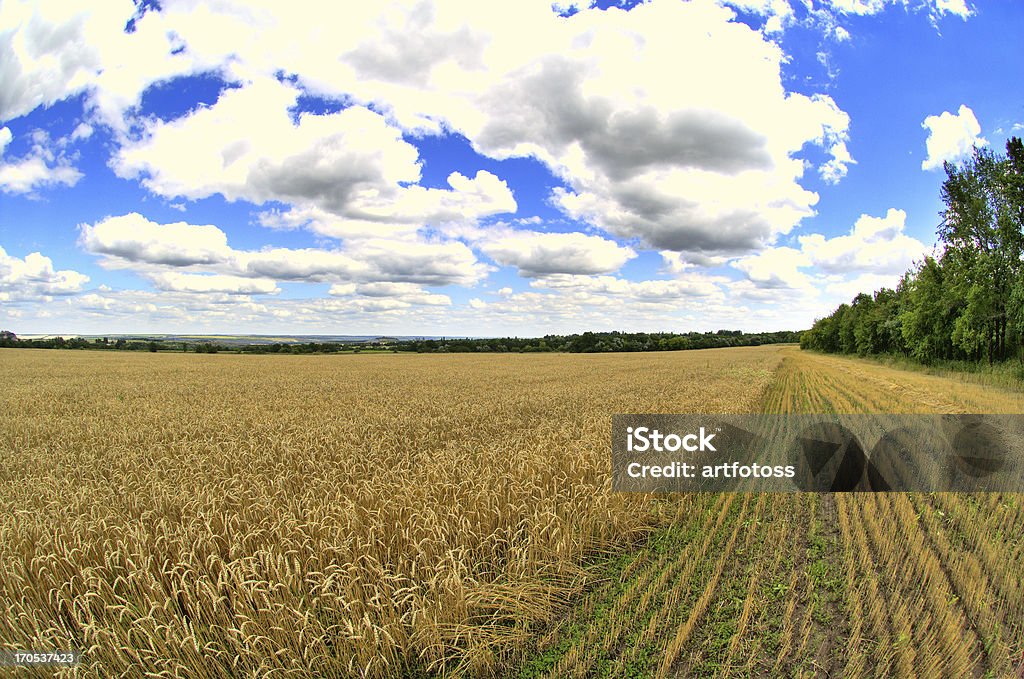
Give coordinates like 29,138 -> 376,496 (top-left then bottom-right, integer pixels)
1,346 -> 1022,677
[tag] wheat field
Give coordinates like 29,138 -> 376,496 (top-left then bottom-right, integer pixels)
0,347 -> 776,676
1,346 -> 1022,677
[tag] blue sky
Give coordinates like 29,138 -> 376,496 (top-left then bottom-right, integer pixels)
1,0 -> 1021,336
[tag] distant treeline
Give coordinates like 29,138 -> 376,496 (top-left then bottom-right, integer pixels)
380,330 -> 800,353
0,329 -> 801,355
0,333 -> 173,352
801,138 -> 1024,365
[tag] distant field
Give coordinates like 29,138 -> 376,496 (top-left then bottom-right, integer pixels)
1,346 -> 1022,677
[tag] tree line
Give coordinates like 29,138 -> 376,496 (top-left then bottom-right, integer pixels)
801,137 -> 1024,365
0,329 -> 801,355
387,330 -> 800,353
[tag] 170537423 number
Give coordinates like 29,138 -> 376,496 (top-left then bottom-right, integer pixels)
0,650 -> 81,667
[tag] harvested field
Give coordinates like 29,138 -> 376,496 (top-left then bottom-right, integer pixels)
521,348 -> 1024,677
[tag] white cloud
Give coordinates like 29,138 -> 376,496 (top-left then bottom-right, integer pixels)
79,213 -> 488,288
921,104 -> 986,171
148,272 -> 279,295
732,246 -> 812,289
0,2 -> 130,122
238,242 -> 484,287
719,0 -> 972,41
659,251 -> 692,275
1,0 -> 981,334
80,213 -> 232,266
1,285 -> 460,334
44,1 -> 850,258
329,281 -> 451,307
480,231 -> 635,276
0,1 -> 207,131
114,79 -> 420,208
70,122 -> 93,141
719,0 -> 795,33
458,2 -> 851,255
817,0 -> 971,20
0,127 -> 82,194
820,140 -> 855,184
0,246 -> 89,301
114,78 -> 515,233
798,207 -> 929,274
342,239 -> 487,286
727,208 -> 928,310
530,273 -> 724,301
929,0 -> 972,20
0,154 -> 82,194
824,0 -> 887,15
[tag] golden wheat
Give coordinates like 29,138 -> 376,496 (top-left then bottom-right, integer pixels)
3,345 -> 1023,677
0,347 -> 778,677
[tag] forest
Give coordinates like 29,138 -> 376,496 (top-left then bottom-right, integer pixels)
801,137 -> 1024,366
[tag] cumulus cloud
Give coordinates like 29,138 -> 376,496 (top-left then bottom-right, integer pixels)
921,104 -> 986,171
0,1 -> 209,130
553,165 -> 817,256
926,0 -> 972,21
0,246 -> 89,301
79,213 -> 488,288
114,79 -> 418,208
480,231 -> 635,276
114,78 -> 515,233
148,272 -> 279,295
0,2 -> 126,122
820,141 -> 855,184
79,213 -> 232,266
347,239 -> 488,286
231,248 -> 363,282
721,0 -> 971,39
329,281 -> 451,307
721,0 -> 795,32
70,122 -> 93,141
474,57 -> 774,179
0,127 -> 82,194
457,2 -> 850,255
1,0 -> 978,332
824,0 -> 888,15
730,208 -> 929,293
798,208 -> 929,274
27,1 -> 849,258
823,272 -> 911,300
659,251 -> 693,275
531,273 -> 724,301
732,246 -> 812,289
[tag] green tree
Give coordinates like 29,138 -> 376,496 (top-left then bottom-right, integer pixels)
940,141 -> 1024,362
899,257 -> 957,363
